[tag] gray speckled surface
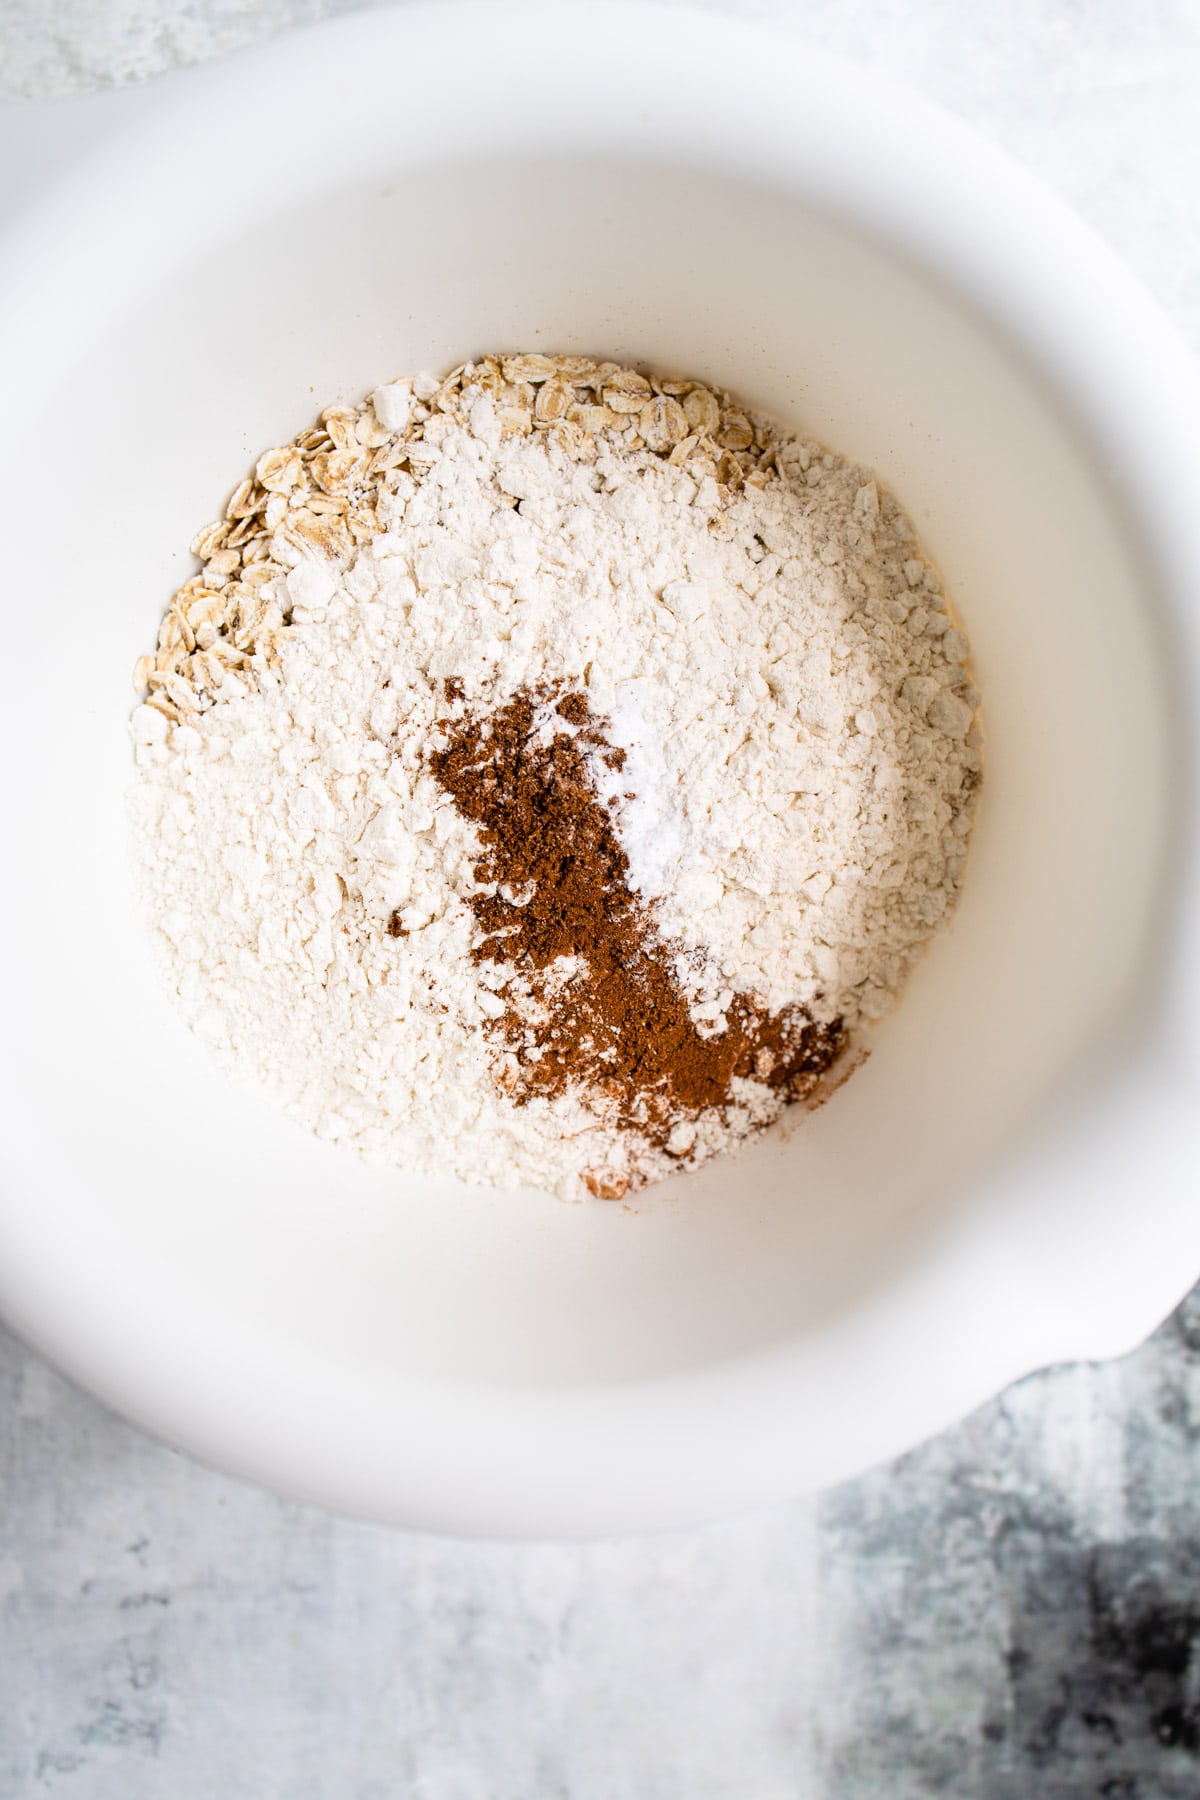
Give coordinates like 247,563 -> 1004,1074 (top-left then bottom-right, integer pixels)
2,3 -> 1200,1795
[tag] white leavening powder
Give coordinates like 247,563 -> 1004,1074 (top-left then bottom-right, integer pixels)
129,358 -> 981,1198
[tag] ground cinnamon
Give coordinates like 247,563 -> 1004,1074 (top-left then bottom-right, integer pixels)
428,686 -> 846,1189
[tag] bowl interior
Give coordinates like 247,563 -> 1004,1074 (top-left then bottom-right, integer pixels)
0,150 -> 1168,1406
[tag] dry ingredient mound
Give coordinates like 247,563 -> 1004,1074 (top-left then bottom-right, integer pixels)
129,353 -> 982,1201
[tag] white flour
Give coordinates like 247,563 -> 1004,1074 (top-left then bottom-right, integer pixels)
130,362 -> 981,1198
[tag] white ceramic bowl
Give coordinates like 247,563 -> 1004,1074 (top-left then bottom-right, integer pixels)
0,1 -> 1198,1535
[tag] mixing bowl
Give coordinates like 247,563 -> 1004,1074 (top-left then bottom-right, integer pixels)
0,0 -> 1197,1534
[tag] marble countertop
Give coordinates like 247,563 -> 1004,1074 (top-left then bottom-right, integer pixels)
2,3 -> 1199,1795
